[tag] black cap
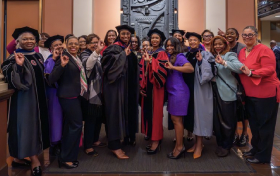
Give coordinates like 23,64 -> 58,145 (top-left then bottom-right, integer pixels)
185,32 -> 202,42
12,26 -> 40,42
44,35 -> 64,49
147,28 -> 166,42
115,25 -> 135,34
172,29 -> 185,36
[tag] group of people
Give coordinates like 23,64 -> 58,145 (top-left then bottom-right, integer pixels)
1,24 -> 280,176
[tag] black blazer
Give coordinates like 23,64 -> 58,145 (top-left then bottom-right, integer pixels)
49,52 -> 81,98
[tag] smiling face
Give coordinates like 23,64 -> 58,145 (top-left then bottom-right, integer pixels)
78,37 -> 87,50
213,39 -> 225,54
166,40 -> 174,55
119,29 -> 131,45
225,29 -> 238,43
142,41 -> 150,52
107,31 -> 117,45
242,28 -> 257,47
66,38 -> 79,56
131,36 -> 139,50
50,40 -> 63,52
173,33 -> 183,42
87,37 -> 99,52
188,36 -> 200,49
19,32 -> 36,50
202,32 -> 213,44
39,34 -> 48,47
151,33 -> 161,48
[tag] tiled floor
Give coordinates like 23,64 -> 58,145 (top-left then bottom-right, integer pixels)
2,122 -> 280,176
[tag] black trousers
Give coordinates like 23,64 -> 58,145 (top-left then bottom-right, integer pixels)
246,96 -> 278,162
59,97 -> 83,162
212,83 -> 237,150
84,103 -> 103,150
108,140 -> 122,150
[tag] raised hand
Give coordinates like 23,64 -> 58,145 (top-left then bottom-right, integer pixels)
95,40 -> 105,55
143,50 -> 151,62
196,50 -> 203,61
125,43 -> 131,56
52,47 -> 60,61
164,61 -> 174,70
218,28 -> 225,37
215,54 -> 224,64
60,53 -> 69,67
14,51 -> 25,66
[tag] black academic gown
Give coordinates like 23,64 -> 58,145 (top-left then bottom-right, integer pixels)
101,43 -> 139,142
1,51 -> 49,159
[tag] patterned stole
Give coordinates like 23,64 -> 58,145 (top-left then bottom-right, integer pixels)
69,53 -> 88,96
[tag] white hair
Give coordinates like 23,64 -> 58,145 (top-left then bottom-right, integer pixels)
15,32 -> 36,49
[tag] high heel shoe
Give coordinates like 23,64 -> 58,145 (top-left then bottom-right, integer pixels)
193,146 -> 203,159
112,149 -> 129,159
147,143 -> 161,155
58,160 -> 78,169
31,166 -> 42,176
146,140 -> 161,150
167,146 -> 186,159
187,145 -> 204,153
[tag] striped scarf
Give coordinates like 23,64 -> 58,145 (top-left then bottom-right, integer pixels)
69,53 -> 88,96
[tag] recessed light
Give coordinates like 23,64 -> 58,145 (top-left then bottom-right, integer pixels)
275,15 -> 280,17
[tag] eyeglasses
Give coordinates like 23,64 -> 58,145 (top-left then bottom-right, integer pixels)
131,41 -> 138,43
203,35 -> 213,39
242,33 -> 256,38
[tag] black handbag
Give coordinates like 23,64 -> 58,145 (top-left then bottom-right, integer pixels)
216,73 -> 246,121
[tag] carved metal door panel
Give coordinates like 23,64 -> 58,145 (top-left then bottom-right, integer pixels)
121,0 -> 178,41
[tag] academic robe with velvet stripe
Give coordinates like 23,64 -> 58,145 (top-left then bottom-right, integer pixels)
101,42 -> 139,142
139,50 -> 168,141
1,51 -> 49,159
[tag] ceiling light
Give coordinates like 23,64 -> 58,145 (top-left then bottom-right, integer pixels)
275,15 -> 280,17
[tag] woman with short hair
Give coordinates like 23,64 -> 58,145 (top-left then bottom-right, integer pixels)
239,26 -> 280,164
1,26 -> 50,176
49,36 -> 87,168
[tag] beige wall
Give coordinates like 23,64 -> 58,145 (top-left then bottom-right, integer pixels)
42,0 -> 73,36
226,0 -> 255,43
178,0 -> 206,34
93,0 -> 121,40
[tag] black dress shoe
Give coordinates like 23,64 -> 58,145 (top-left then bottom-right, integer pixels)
242,151 -> 255,157
246,158 -> 266,164
217,148 -> 230,157
31,166 -> 42,176
12,159 -> 31,167
58,160 -> 78,169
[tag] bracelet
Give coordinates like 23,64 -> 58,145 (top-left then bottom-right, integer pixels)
247,70 -> 252,77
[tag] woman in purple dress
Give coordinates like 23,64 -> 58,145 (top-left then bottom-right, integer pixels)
164,37 -> 194,159
44,35 -> 64,156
